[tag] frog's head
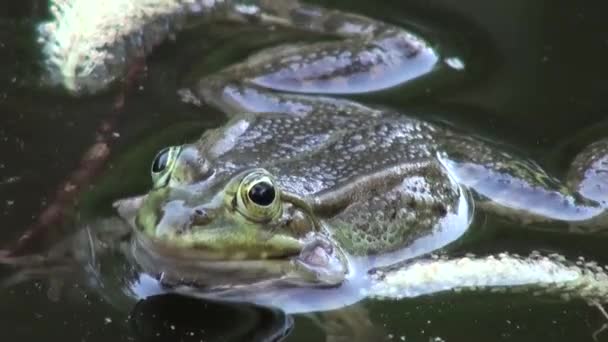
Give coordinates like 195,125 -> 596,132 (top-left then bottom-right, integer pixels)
114,145 -> 346,289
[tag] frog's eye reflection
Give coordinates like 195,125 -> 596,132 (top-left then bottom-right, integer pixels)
248,181 -> 276,206
150,146 -> 181,188
152,148 -> 170,173
236,171 -> 281,222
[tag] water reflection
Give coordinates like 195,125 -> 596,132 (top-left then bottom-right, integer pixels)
2,0 -> 608,341
129,295 -> 293,342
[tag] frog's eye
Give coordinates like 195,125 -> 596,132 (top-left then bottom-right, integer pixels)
236,170 -> 281,222
150,146 -> 182,188
248,181 -> 276,206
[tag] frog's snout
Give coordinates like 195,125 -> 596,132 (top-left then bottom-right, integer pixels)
113,195 -> 146,225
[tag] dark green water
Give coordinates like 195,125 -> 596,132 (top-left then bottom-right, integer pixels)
1,0 -> 608,341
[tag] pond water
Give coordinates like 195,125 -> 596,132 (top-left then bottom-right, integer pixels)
2,0 -> 608,341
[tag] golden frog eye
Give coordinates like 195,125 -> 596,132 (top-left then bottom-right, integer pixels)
150,146 -> 182,188
236,170 -> 282,222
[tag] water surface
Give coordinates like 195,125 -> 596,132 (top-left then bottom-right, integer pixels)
1,0 -> 608,341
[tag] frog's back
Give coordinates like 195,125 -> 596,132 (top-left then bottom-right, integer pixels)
270,117 -> 439,195
265,117 -> 471,265
197,98 -> 388,176
197,107 -> 471,266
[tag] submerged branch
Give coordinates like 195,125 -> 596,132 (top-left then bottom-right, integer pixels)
6,57 -> 146,257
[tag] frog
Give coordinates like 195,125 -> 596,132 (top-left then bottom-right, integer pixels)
26,0 -> 608,340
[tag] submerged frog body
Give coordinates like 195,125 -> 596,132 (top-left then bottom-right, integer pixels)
37,0 -> 608,332
119,97 -> 608,305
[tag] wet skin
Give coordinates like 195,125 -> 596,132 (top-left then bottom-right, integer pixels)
108,1 -> 608,299
21,3 -> 608,339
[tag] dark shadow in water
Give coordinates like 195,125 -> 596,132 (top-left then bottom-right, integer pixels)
129,294 -> 293,342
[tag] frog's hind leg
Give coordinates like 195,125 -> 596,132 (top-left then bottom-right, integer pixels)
192,1 -> 440,116
370,252 -> 608,338
437,134 -> 608,231
244,5 -> 440,95
368,252 -> 608,312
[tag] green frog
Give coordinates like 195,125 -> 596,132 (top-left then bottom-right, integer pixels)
29,0 -> 608,339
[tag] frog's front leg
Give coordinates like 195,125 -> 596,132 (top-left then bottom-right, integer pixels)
193,1 -> 440,115
438,134 -> 608,231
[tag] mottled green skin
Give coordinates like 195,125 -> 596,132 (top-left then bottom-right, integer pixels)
115,0 -> 608,291
161,106 -> 462,256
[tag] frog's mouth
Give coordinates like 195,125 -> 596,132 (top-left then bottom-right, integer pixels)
127,229 -> 347,290
115,195 -> 346,289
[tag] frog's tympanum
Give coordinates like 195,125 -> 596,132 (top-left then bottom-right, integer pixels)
37,0 -> 608,336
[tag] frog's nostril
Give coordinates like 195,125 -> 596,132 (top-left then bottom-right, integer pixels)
192,208 -> 212,225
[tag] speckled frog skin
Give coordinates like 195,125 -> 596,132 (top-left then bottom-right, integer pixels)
102,0 -> 608,305
38,0 -> 608,327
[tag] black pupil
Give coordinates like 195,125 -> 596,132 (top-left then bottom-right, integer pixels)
248,182 -> 275,206
152,149 -> 169,173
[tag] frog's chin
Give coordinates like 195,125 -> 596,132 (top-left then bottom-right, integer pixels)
128,229 -> 347,292
114,196 -> 347,289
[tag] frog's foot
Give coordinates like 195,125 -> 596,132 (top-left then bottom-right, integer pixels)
590,300 -> 608,341
591,300 -> 608,321
593,324 -> 608,342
